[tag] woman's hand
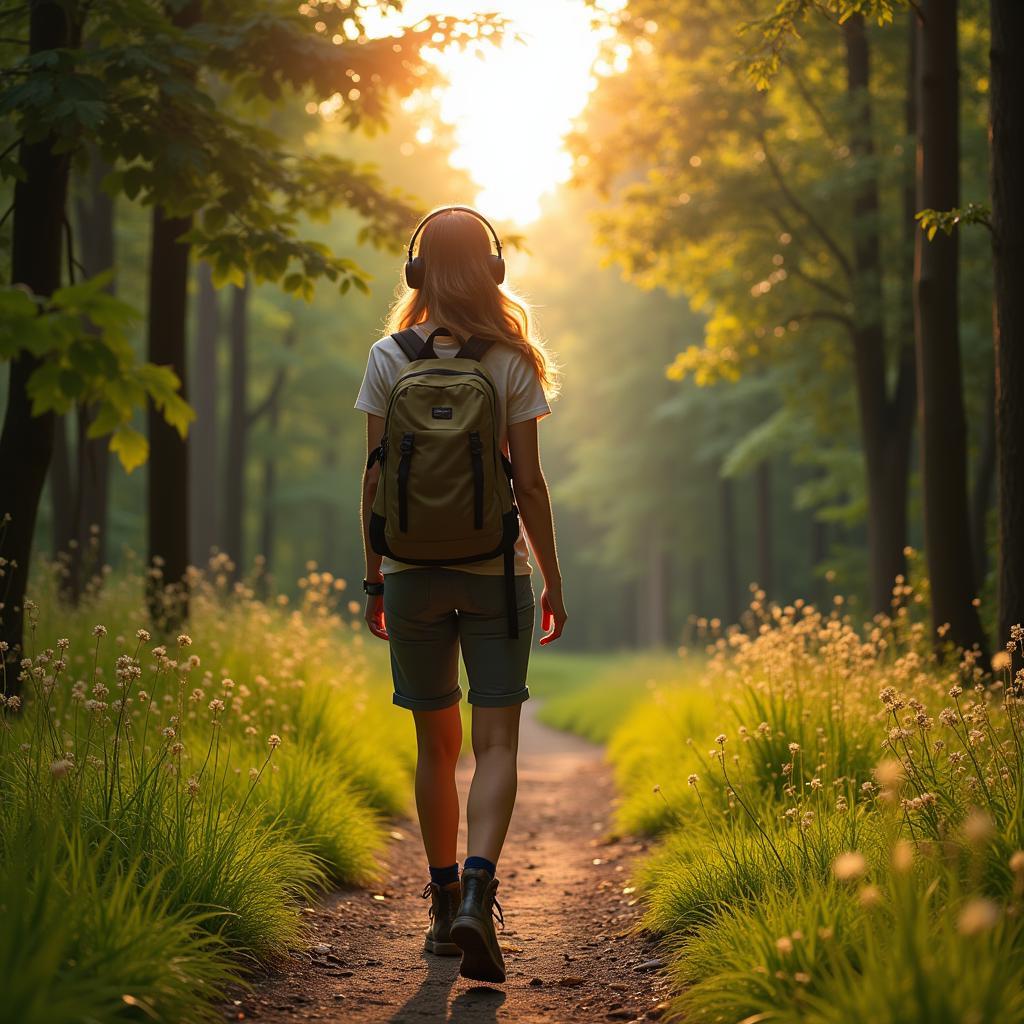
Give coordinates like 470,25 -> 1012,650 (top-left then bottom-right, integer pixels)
539,586 -> 567,645
365,594 -> 388,640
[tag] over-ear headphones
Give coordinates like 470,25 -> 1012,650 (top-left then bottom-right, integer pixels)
405,205 -> 505,289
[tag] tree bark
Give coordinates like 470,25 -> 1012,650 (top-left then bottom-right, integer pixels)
189,260 -> 220,569
259,386 -> 280,581
51,415 -> 75,570
913,0 -> 987,655
971,367 -> 996,591
223,278 -> 249,577
843,14 -> 917,616
755,460 -> 773,598
146,207 -> 192,626
0,2 -> 76,677
69,147 -> 115,600
719,474 -> 740,624
990,0 -> 1024,654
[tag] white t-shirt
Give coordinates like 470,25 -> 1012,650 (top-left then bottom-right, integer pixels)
354,319 -> 551,576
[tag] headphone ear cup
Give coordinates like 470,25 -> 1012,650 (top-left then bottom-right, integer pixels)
405,257 -> 425,289
490,255 -> 505,285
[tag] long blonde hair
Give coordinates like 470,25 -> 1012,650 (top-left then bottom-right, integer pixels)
385,207 -> 559,396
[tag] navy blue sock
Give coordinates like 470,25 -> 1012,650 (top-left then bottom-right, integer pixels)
464,855 -> 496,877
429,863 -> 459,887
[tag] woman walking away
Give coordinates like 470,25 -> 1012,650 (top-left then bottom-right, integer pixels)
355,205 -> 566,983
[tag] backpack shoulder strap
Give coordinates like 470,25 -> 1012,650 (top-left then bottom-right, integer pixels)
391,328 -> 424,362
456,336 -> 494,362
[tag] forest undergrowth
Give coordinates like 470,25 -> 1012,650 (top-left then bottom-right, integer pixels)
601,573 -> 1024,1023
0,555 -> 414,1024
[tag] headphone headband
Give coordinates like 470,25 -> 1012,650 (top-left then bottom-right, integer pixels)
406,205 -> 504,262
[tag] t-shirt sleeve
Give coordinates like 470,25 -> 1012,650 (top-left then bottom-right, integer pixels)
507,354 -> 552,425
354,342 -> 389,417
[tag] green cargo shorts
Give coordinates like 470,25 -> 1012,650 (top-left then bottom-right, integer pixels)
383,568 -> 535,711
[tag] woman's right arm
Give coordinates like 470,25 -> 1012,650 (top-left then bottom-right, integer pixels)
507,417 -> 567,644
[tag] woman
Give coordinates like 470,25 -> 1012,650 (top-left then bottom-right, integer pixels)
354,206 -> 566,984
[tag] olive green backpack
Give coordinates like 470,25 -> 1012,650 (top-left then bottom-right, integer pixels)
367,327 -> 521,637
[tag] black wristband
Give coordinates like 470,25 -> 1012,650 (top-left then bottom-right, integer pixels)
362,579 -> 384,596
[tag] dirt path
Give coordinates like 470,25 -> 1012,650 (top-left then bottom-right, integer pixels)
226,703 -> 671,1023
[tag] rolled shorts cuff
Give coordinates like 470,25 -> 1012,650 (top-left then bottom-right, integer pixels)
467,685 -> 530,708
392,684 -> 463,712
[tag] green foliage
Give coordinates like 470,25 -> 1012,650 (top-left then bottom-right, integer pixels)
0,276 -> 192,471
529,651 -> 697,743
916,201 -> 993,239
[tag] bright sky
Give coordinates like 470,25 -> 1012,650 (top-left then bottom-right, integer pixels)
372,0 -> 628,224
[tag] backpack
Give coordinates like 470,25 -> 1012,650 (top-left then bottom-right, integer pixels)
367,326 -> 522,637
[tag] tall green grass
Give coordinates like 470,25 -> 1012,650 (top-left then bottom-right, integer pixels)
529,650 -> 703,744
599,587 -> 1024,1022
0,556 -> 415,1023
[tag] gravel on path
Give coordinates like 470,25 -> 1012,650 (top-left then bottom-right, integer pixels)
224,702 -> 671,1024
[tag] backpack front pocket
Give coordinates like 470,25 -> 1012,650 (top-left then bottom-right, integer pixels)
390,428 -> 493,542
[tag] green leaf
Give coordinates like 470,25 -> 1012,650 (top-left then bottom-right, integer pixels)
110,424 -> 149,473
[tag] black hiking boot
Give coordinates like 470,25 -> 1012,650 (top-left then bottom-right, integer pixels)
422,880 -> 461,956
450,867 -> 506,983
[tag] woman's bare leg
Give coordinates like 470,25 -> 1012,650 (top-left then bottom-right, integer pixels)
412,704 -> 463,867
466,704 -> 522,863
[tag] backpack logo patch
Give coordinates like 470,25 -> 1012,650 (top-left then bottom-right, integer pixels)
431,407 -> 453,420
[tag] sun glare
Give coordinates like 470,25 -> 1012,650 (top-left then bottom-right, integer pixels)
375,1 -> 627,225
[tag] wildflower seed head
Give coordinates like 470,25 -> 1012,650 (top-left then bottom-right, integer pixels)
957,899 -> 1000,936
687,774 -> 698,787
136,628 -> 151,642
268,733 -> 282,749
833,851 -> 868,881
176,634 -> 192,647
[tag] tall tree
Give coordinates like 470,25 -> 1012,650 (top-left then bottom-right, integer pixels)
223,279 -> 249,577
573,2 -> 919,615
843,12 -> 917,614
189,260 -> 220,568
146,202 -> 194,624
0,1 -> 77,670
71,149 -> 116,588
913,0 -> 986,653
990,0 -> 1024,651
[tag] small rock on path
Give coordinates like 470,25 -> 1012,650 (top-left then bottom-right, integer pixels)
224,702 -> 671,1023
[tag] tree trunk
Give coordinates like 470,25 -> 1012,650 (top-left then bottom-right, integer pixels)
843,14 -> 917,616
0,2 -> 76,677
259,389 -> 280,581
990,0 -> 1024,655
69,147 -> 115,600
146,206 -> 192,627
971,367 -> 996,591
690,555 -> 704,621
189,260 -> 220,569
755,460 -> 773,598
51,415 -> 75,573
913,0 -> 987,655
223,278 -> 249,577
719,474 -> 740,624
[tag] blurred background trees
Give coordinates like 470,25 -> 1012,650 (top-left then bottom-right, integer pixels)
0,0 -> 1017,657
